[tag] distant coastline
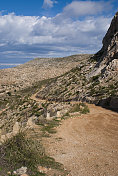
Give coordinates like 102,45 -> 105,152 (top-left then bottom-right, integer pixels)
0,63 -> 21,65
0,63 -> 21,69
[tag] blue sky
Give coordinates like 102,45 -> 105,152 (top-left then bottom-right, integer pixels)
0,0 -> 72,16
0,0 -> 118,63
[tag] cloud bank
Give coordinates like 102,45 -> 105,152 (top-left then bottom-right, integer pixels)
43,0 -> 57,8
0,1 -> 112,60
63,1 -> 111,17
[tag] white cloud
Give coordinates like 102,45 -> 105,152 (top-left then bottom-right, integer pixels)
63,1 -> 111,17
0,11 -> 111,60
43,0 -> 57,8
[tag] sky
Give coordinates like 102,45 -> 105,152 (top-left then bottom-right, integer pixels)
0,0 -> 118,63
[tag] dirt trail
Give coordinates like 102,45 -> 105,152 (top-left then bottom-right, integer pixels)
42,104 -> 118,176
30,93 -> 46,103
0,108 -> 7,115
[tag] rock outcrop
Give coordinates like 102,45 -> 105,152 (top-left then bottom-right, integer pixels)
97,97 -> 118,112
35,12 -> 118,111
90,12 -> 118,77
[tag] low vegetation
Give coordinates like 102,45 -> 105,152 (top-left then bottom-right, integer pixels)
0,132 -> 65,176
70,103 -> 90,114
39,119 -> 61,135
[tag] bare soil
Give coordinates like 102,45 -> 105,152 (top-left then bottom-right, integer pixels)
43,104 -> 118,176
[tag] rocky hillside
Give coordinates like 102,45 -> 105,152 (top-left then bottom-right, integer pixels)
36,12 -> 118,111
0,12 -> 118,176
0,54 -> 91,99
90,12 -> 118,78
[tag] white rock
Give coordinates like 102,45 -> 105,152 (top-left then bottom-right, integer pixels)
15,166 -> 27,175
0,135 -> 6,143
57,111 -> 61,117
13,122 -> 20,135
26,117 -> 36,128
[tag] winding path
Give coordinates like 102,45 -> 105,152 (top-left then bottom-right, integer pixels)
30,93 -> 118,175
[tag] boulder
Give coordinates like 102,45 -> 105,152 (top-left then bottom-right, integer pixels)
26,116 -> 36,128
110,97 -> 118,111
97,97 -> 118,112
38,166 -> 48,173
0,135 -> 6,143
46,112 -> 54,120
57,111 -> 61,117
13,166 -> 27,175
13,122 -> 20,135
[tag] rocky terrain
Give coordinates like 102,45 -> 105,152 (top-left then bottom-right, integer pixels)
0,54 -> 91,176
0,12 -> 118,176
0,54 -> 91,96
36,12 -> 118,111
91,12 -> 118,75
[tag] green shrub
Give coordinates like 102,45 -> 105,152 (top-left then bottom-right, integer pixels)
92,75 -> 100,82
40,119 -> 61,134
0,132 -> 62,175
70,103 -> 89,114
70,104 -> 81,113
0,133 -> 41,171
7,92 -> 11,96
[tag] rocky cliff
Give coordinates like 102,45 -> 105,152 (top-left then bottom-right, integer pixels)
36,12 -> 118,111
0,12 -> 118,113
90,12 -> 118,78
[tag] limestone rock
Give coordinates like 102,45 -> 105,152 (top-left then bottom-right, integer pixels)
13,122 -> 20,135
90,12 -> 118,77
46,112 -> 54,120
57,111 -> 61,117
0,135 -> 6,143
6,132 -> 13,139
26,116 -> 36,128
38,166 -> 48,173
13,166 -> 27,175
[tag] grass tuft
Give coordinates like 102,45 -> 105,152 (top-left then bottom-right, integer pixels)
70,103 -> 90,114
0,132 -> 63,176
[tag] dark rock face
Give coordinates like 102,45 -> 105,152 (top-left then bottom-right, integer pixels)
97,97 -> 118,112
102,12 -> 118,54
95,12 -> 118,62
90,12 -> 118,77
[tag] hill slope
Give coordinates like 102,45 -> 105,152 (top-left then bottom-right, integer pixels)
0,12 -> 118,176
36,12 -> 118,111
0,54 -> 91,100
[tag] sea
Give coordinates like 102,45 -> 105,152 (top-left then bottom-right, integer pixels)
0,64 -> 21,69
0,58 -> 32,69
